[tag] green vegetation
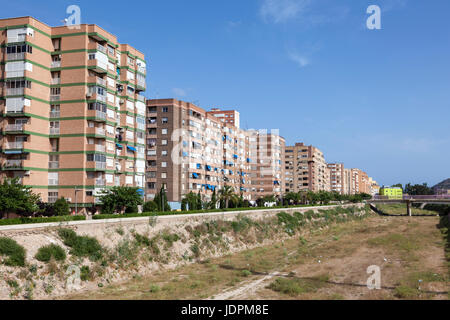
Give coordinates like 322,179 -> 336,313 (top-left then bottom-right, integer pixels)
377,203 -> 438,216
0,215 -> 85,226
0,237 -> 26,267
35,244 -> 66,263
97,186 -> 144,215
0,178 -> 41,219
58,228 -> 103,261
268,275 -> 329,296
53,197 -> 70,216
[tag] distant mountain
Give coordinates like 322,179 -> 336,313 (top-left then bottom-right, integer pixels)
432,178 -> 450,191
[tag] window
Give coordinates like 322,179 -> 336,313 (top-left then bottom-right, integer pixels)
161,173 -> 167,179
162,140 -> 168,146
162,107 -> 169,113
161,129 -> 168,135
86,191 -> 93,197
161,162 -> 167,168
161,150 -> 168,156
162,117 -> 168,124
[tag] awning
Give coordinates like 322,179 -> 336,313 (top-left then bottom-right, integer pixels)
246,158 -> 251,163
206,165 -> 212,171
4,150 -> 23,154
197,163 -> 202,169
233,154 -> 238,159
192,173 -> 199,178
127,146 -> 137,152
116,143 -> 123,149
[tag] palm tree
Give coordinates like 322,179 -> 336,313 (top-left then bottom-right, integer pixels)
219,185 -> 238,208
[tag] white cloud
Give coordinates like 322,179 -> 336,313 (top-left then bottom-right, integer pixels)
260,0 -> 311,24
287,51 -> 310,68
172,88 -> 187,97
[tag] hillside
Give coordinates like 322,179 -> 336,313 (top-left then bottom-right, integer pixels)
433,178 -> 450,191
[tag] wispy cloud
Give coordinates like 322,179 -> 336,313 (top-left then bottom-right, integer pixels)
260,0 -> 311,24
227,20 -> 242,28
172,88 -> 187,97
287,51 -> 310,68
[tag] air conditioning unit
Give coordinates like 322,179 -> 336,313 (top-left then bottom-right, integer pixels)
119,99 -> 125,104
66,198 -> 72,202
86,93 -> 92,98
24,171 -> 31,176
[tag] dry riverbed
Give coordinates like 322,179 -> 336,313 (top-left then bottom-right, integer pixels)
66,215 -> 449,300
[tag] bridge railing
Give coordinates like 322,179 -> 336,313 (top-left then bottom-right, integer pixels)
372,195 -> 450,201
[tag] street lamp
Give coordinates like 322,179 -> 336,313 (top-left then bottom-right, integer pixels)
74,187 -> 83,215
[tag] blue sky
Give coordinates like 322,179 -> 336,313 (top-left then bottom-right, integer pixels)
4,0 -> 450,187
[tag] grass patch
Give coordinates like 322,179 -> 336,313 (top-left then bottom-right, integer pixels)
267,275 -> 329,296
35,244 -> 66,263
0,215 -> 85,226
0,237 -> 26,267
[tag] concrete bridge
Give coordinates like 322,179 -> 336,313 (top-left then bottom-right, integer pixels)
369,195 -> 450,216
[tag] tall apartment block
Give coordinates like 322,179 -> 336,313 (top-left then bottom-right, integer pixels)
0,17 -> 146,212
208,108 -> 240,128
284,143 -> 330,193
248,130 -> 285,200
145,99 -> 253,208
343,168 -> 374,195
327,163 -> 346,194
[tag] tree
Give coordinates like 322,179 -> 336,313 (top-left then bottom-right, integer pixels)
182,192 -> 199,211
153,187 -> 171,212
53,197 -> 70,216
404,183 -> 434,196
209,189 -> 218,210
219,185 -> 238,209
0,178 -> 40,218
98,186 -> 143,214
285,192 -> 301,205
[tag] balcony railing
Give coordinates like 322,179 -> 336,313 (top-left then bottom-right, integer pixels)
48,179 -> 59,186
96,77 -> 106,86
51,61 -> 61,68
95,95 -> 106,103
95,162 -> 106,170
48,162 -> 59,169
6,88 -> 25,96
49,111 -> 60,118
5,142 -> 24,149
5,124 -> 24,132
50,128 -> 60,135
96,111 -> 107,120
5,107 -> 25,114
7,52 -> 25,60
137,66 -> 146,74
7,35 -> 26,43
51,78 -> 61,85
96,128 -> 106,136
97,44 -> 107,54
95,145 -> 105,152
50,95 -> 61,101
137,95 -> 145,103
137,138 -> 145,145
95,178 -> 106,186
4,160 -> 24,169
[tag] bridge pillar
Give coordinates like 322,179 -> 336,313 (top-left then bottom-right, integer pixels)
406,201 -> 412,217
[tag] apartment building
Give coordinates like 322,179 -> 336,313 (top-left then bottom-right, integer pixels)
0,17 -> 146,212
145,99 -> 253,208
284,143 -> 330,193
207,108 -> 240,128
248,131 -> 285,200
327,163 -> 346,194
343,168 -> 374,195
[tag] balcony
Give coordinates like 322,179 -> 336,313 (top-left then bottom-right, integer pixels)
50,128 -> 60,135
95,128 -> 106,136
6,88 -> 25,96
50,95 -> 61,102
95,178 -> 106,186
95,111 -> 107,122
49,111 -> 60,118
5,124 -> 25,133
95,145 -> 105,152
7,52 -> 25,60
51,61 -> 61,68
3,160 -> 24,170
137,95 -> 145,103
95,162 -> 106,170
48,161 -> 59,169
88,59 -> 107,74
7,35 -> 26,43
5,142 -> 24,150
96,77 -> 106,86
48,179 -> 59,186
51,78 -> 61,85
97,44 -> 107,54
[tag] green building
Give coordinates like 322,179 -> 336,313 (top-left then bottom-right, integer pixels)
379,187 -> 403,199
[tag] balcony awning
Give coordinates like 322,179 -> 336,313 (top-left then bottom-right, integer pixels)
247,158 -> 251,163
116,143 -> 123,149
192,173 -> 199,179
127,145 -> 137,152
206,165 -> 212,171
197,163 -> 202,169
4,150 -> 23,154
233,154 -> 238,159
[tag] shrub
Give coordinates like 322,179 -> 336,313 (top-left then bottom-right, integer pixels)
143,201 -> 158,212
58,228 -> 103,261
0,237 -> 26,267
53,197 -> 70,216
35,244 -> 66,263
